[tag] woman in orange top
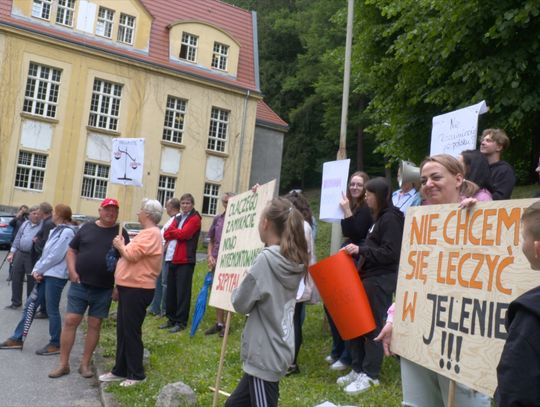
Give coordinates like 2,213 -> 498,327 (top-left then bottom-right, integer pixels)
99,198 -> 163,387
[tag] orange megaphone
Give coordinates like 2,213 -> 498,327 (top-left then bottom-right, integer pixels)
309,250 -> 376,340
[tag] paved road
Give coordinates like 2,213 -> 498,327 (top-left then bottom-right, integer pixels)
0,250 -> 102,407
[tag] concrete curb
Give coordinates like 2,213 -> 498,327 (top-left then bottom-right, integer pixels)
95,349 -> 119,407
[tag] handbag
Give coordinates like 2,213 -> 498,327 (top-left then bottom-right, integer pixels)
105,247 -> 120,273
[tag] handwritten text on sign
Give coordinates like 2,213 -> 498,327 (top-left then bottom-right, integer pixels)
392,199 -> 539,396
208,180 -> 276,313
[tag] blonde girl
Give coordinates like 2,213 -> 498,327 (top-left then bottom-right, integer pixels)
225,197 -> 308,407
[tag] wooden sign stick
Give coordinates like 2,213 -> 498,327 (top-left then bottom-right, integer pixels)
211,311 -> 232,407
448,379 -> 456,407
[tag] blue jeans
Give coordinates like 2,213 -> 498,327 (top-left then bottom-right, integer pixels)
44,276 -> 67,345
11,277 -> 67,345
149,260 -> 168,315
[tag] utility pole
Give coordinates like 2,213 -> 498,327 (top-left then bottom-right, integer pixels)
330,0 -> 354,255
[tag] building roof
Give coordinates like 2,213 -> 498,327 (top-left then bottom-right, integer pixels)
0,0 -> 260,93
256,100 -> 288,131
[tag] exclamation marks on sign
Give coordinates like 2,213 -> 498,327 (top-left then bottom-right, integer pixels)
439,332 -> 462,374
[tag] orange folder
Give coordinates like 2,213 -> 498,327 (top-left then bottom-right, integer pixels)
309,250 -> 376,340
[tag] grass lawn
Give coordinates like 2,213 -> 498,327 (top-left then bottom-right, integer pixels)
99,183 -> 538,406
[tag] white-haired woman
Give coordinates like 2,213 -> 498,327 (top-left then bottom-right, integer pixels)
99,199 -> 163,387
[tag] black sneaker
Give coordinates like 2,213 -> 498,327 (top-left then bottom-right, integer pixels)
36,344 -> 60,356
205,323 -> 224,335
35,311 -> 48,319
286,364 -> 300,376
159,321 -> 174,329
4,304 -> 21,310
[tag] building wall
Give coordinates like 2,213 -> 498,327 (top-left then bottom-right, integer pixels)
0,30 -> 258,230
249,125 -> 284,192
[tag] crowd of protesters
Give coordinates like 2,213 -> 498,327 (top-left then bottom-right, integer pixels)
0,127 -> 538,404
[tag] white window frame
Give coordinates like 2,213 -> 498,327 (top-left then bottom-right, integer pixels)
88,79 -> 122,131
81,162 -> 109,199
211,42 -> 229,71
117,13 -> 135,45
157,175 -> 176,207
56,0 -> 75,27
23,62 -> 62,118
179,32 -> 198,62
15,151 -> 47,191
207,107 -> 229,152
32,0 -> 52,20
96,6 -> 114,39
162,96 -> 187,144
202,183 -> 220,215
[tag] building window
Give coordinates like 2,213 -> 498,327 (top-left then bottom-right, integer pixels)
202,183 -> 220,215
15,151 -> 47,191
211,42 -> 229,71
23,62 -> 61,118
81,162 -> 109,199
157,175 -> 176,206
207,107 -> 229,152
56,0 -> 75,27
117,13 -> 135,44
162,96 -> 187,144
179,32 -> 198,62
88,79 -> 122,131
96,6 -> 114,38
32,0 -> 52,20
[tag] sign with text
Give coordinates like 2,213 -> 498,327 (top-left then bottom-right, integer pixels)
208,180 -> 276,312
392,199 -> 539,396
319,159 -> 350,222
430,100 -> 488,156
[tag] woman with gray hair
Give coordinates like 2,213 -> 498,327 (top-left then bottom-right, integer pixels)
99,199 -> 163,387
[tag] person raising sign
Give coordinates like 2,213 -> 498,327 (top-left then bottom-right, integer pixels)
375,154 -> 491,406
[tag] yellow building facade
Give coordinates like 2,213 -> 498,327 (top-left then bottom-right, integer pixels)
0,0 -> 263,229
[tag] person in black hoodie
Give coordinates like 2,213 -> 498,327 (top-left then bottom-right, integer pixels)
324,171 -> 374,371
495,200 -> 540,406
337,177 -> 404,395
479,128 -> 515,200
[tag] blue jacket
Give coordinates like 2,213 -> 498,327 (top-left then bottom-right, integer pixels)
33,225 -> 75,280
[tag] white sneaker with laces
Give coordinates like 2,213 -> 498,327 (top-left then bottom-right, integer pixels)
336,370 -> 363,387
330,359 -> 349,371
344,374 -> 380,395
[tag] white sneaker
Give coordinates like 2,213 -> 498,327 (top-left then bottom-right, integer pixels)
336,370 -> 362,387
344,374 -> 380,395
330,359 -> 349,371
98,372 -> 125,382
324,355 -> 336,364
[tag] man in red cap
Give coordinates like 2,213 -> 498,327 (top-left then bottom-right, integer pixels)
49,198 -> 129,379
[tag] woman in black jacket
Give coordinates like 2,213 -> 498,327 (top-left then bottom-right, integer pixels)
336,177 -> 404,395
325,172 -> 373,371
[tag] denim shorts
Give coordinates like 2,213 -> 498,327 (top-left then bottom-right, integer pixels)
67,282 -> 113,319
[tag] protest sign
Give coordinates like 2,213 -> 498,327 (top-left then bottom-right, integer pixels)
208,180 -> 276,313
392,199 -> 539,396
430,100 -> 488,156
110,138 -> 144,186
319,159 -> 350,222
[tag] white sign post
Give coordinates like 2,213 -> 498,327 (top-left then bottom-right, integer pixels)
430,101 -> 488,157
110,138 -> 144,187
319,159 -> 350,223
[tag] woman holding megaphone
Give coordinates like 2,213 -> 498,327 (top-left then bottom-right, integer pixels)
375,154 -> 491,406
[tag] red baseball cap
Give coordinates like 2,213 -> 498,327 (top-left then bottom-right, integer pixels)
100,198 -> 119,208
